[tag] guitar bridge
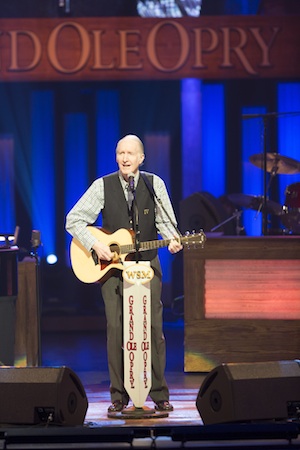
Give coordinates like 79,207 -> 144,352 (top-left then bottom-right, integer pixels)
112,252 -> 122,264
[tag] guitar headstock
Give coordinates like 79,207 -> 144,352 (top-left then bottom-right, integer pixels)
181,230 -> 206,249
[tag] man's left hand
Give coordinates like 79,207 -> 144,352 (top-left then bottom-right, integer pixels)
168,239 -> 183,254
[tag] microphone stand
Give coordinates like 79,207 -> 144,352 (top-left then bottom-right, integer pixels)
129,185 -> 141,263
30,231 -> 42,366
262,116 -> 268,236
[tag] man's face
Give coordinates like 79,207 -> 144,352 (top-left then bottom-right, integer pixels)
116,138 -> 144,181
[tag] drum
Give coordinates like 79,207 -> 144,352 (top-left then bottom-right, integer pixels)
281,182 -> 300,233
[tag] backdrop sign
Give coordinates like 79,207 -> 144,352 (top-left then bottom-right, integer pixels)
0,16 -> 299,82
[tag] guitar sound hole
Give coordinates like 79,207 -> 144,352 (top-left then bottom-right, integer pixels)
110,243 -> 120,255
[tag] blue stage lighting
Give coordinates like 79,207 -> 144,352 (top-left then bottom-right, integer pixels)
46,254 -> 58,265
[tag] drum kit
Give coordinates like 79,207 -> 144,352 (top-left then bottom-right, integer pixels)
227,152 -> 300,235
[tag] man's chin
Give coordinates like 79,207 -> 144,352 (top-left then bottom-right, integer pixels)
120,169 -> 131,179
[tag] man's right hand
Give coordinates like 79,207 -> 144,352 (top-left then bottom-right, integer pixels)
92,241 -> 114,261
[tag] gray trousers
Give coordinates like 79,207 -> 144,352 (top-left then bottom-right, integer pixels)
101,256 -> 170,405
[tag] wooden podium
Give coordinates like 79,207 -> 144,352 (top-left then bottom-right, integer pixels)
15,259 -> 40,367
0,246 -> 18,365
184,236 -> 300,372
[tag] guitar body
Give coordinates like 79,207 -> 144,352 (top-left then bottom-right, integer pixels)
70,227 -> 134,283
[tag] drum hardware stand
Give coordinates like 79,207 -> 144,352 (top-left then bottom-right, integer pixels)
210,210 -> 244,235
242,112 -> 277,235
243,110 -> 300,236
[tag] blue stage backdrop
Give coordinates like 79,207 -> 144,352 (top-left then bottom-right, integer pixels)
31,90 -> 55,257
1,79 -> 299,311
64,112 -> 89,263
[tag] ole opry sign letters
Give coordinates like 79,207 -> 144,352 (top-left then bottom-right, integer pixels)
0,16 -> 299,81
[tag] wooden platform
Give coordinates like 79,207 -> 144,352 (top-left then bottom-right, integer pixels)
184,236 -> 300,372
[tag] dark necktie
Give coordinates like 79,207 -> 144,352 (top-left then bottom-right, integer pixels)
127,185 -> 134,211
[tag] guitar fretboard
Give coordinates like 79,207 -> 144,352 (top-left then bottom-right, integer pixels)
120,238 -> 171,254
117,233 -> 206,254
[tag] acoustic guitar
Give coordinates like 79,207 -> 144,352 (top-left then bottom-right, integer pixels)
70,226 -> 206,283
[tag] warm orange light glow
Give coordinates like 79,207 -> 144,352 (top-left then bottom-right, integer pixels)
205,259 -> 300,319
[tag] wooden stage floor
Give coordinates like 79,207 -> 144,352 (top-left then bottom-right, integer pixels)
2,369 -> 300,449
2,371 -> 300,449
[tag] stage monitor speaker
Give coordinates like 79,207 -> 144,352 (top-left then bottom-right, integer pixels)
0,366 -> 88,426
196,360 -> 300,425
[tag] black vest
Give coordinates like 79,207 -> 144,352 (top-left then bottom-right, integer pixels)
102,172 -> 158,261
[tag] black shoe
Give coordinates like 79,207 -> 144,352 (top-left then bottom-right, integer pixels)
107,400 -> 127,413
155,401 -> 174,412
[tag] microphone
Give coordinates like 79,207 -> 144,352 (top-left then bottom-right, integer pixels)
128,173 -> 135,192
31,230 -> 41,249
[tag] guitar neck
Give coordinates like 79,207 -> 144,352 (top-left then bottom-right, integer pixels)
140,238 -> 171,252
120,237 -> 171,254
118,231 -> 205,255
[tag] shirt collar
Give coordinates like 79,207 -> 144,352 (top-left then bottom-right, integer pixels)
118,171 -> 140,189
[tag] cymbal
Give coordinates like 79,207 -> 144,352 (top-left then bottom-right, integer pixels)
249,153 -> 300,174
227,193 -> 283,216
